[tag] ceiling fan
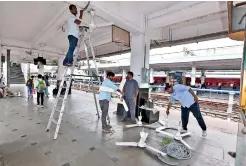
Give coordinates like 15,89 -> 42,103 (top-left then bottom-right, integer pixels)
85,9 -> 113,32
115,129 -> 178,166
156,121 -> 193,150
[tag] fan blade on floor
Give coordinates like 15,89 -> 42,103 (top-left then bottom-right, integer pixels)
115,142 -> 138,147
125,124 -> 141,128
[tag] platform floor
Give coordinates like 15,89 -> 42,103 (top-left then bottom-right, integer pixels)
0,85 -> 238,166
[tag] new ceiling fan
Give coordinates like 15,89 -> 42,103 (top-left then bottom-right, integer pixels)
115,129 -> 178,166
156,121 -> 193,150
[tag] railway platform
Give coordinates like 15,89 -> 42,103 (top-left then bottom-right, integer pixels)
0,85 -> 239,166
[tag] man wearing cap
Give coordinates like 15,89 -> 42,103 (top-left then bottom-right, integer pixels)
165,84 -> 207,137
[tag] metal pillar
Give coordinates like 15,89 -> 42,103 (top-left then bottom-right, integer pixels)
6,49 -> 10,87
191,66 -> 196,86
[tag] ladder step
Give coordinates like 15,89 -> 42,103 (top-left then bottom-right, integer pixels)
51,119 -> 58,124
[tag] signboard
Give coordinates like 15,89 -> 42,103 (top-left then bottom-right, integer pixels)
232,7 -> 246,32
228,2 -> 246,33
112,25 -> 130,47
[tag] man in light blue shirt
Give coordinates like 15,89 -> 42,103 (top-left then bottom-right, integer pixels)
99,72 -> 122,133
165,84 -> 207,137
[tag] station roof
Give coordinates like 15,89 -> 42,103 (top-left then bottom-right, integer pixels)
0,1 -> 229,64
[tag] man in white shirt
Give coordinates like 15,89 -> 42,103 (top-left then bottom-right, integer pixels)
165,84 -> 207,137
63,4 -> 84,66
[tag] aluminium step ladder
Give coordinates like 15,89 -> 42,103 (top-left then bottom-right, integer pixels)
46,26 -> 100,140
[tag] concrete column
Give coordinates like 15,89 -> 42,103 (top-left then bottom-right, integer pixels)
3,55 -> 7,85
200,69 -> 206,84
38,64 -> 44,75
57,57 -> 65,81
103,70 -> 107,79
166,71 -> 170,83
6,50 -> 10,87
150,68 -> 154,84
191,66 -> 196,86
130,34 -> 150,85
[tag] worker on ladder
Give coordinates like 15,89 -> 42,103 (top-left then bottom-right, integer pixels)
63,4 -> 84,66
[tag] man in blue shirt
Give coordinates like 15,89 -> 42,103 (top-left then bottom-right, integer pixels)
99,72 -> 122,133
165,84 -> 207,137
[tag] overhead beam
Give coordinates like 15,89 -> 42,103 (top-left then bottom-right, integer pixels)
148,1 -> 227,29
1,38 -> 63,56
149,10 -> 227,40
148,1 -> 205,21
151,31 -> 228,49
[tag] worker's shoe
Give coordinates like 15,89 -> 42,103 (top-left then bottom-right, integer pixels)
180,129 -> 188,133
202,130 -> 207,137
121,117 -> 127,122
102,128 -> 114,133
106,124 -> 112,129
64,62 -> 73,66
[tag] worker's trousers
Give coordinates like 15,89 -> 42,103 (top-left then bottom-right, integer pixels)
99,99 -> 109,129
124,98 -> 136,121
63,35 -> 78,65
181,102 -> 207,131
